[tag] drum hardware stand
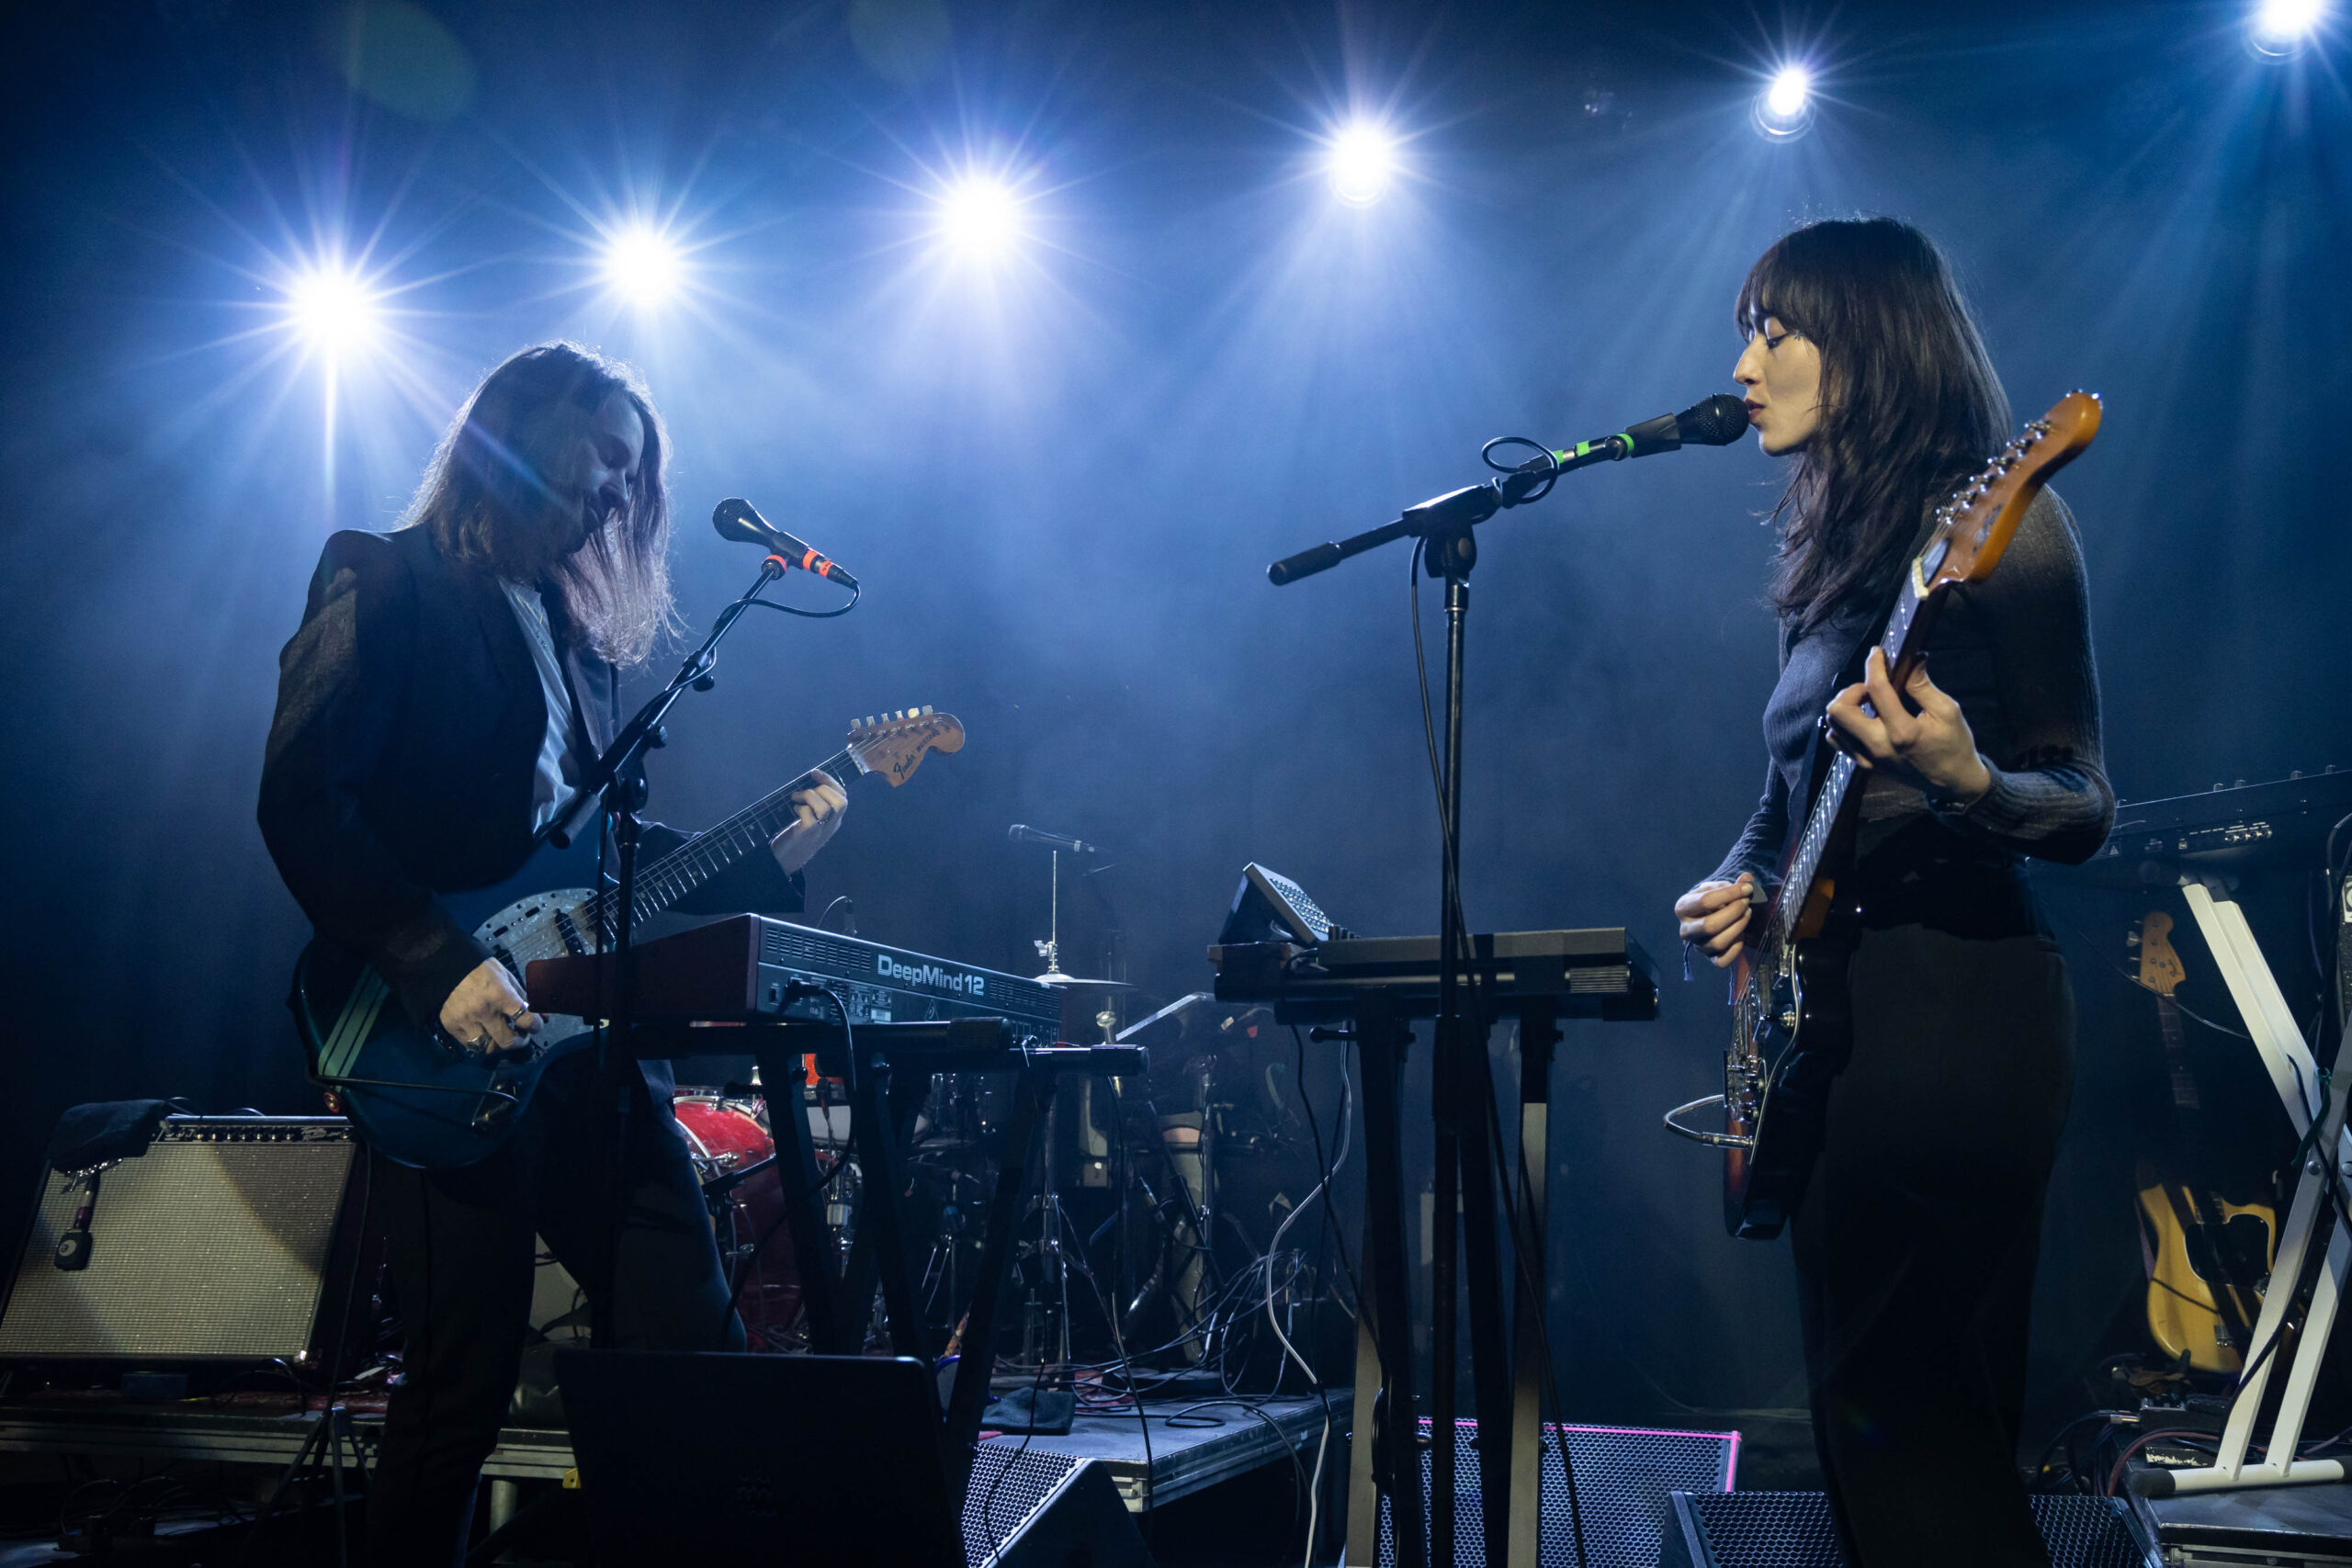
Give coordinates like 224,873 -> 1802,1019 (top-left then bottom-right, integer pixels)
2137,869 -> 2352,1497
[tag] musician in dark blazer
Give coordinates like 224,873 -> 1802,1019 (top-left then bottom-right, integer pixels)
1674,221 -> 2112,1568
259,343 -> 846,1567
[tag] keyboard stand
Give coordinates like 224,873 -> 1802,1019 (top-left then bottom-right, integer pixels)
2139,873 -> 2352,1497
1213,932 -> 1657,1568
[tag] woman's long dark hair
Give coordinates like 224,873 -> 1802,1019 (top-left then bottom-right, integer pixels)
1738,218 -> 2010,633
401,342 -> 675,666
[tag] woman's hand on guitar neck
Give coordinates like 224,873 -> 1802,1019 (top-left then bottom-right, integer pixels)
439,958 -> 540,1055
769,769 -> 848,875
1822,648 -> 1994,807
1677,874 -> 1759,968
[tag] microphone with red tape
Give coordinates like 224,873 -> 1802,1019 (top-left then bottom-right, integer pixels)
712,498 -> 861,592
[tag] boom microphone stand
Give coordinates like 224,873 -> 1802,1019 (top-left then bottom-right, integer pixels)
548,549 -> 818,1348
1266,402 -> 1747,1564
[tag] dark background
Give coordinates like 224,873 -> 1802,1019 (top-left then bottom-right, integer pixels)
2,0 -> 2346,1453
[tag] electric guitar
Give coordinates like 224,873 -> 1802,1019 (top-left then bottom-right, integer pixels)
291,707 -> 965,1169
2130,908 -> 2277,1372
1665,390 -> 2104,1239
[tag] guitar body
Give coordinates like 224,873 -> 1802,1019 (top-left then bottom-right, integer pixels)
1724,922 -> 1855,1240
288,707 -> 967,1169
2135,1168 -> 2277,1373
293,837 -> 608,1169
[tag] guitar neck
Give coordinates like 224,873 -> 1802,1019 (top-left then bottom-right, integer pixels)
586,744 -> 857,938
2156,996 -> 2199,1111
1761,572 -> 1942,952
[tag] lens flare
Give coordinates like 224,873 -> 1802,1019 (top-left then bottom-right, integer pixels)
937,175 -> 1023,259
1754,63 -> 1816,139
285,264 -> 381,357
603,224 -> 684,305
2251,0 -> 2327,52
1327,122 -> 1397,206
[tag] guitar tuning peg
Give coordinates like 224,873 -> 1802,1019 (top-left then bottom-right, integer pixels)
850,717 -> 864,730
921,705 -> 933,716
865,716 -> 877,728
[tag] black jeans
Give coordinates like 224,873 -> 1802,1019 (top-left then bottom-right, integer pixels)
365,1056 -> 742,1567
1790,832 -> 2075,1568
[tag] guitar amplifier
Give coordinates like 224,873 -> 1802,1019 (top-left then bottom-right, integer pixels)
0,1115 -> 370,1365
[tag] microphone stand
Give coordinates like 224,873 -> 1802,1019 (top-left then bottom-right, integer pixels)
549,552 -> 792,1350
1266,462 -> 1556,1568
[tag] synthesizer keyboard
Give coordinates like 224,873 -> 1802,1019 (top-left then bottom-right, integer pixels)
1210,928 -> 1658,1022
526,914 -> 1065,1042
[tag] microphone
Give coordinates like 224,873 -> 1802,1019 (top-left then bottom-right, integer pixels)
1265,393 -> 1751,587
1009,824 -> 1097,856
711,498 -> 861,592
1544,392 -> 1751,470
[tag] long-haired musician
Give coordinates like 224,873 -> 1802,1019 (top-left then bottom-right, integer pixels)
1674,219 -> 2113,1564
259,343 -> 846,1565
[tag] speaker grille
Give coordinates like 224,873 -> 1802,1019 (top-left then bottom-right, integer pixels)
0,1119 -> 356,1360
1678,1492 -> 2146,1568
1378,1420 -> 1739,1567
964,1441 -> 1088,1567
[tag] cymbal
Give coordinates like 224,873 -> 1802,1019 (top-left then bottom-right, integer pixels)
1032,970 -> 1135,990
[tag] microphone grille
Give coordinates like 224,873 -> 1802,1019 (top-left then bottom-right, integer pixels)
1678,393 -> 1752,447
711,498 -> 765,544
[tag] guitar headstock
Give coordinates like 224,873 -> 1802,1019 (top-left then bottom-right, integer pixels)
846,706 -> 967,787
2132,908 -> 2187,997
1912,390 -> 2102,598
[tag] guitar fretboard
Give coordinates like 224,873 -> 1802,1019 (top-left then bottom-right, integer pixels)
581,744 -> 859,942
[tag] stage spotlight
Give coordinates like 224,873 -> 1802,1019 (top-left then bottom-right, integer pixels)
284,264 -> 381,358
602,223 -> 684,306
1327,121 -> 1397,205
936,175 -> 1023,260
1754,63 -> 1815,139
2250,0 -> 2327,52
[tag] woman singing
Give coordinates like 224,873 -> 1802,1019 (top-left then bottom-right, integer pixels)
1674,218 -> 2113,1564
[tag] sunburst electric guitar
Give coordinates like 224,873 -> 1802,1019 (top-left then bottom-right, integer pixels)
292,707 -> 964,1169
1664,391 -> 2103,1238
2131,908 -> 2278,1372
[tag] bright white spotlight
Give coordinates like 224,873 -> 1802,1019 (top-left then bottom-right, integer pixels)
285,264 -> 381,358
937,176 -> 1023,260
603,224 -> 684,306
1327,122 -> 1397,205
1754,63 -> 1815,139
2250,0 -> 2327,52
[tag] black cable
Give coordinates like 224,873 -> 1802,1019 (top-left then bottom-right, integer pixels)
1097,1075 -> 1156,1512
736,583 -> 860,620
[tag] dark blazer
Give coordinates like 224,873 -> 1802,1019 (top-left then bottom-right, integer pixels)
259,525 -> 802,1036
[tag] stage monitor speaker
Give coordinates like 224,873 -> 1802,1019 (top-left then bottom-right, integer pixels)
1661,1491 -> 2153,1568
1376,1419 -> 1739,1567
0,1115 -> 368,1365
557,1349 -> 1156,1568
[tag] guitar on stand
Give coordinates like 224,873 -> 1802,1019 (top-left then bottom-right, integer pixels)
2129,908 -> 2277,1374
1663,390 -> 2104,1237
290,708 -> 965,1169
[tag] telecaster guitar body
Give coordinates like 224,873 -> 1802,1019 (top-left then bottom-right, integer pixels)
291,708 -> 964,1169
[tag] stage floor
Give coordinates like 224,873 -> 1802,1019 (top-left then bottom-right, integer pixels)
0,1385 -> 1344,1516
